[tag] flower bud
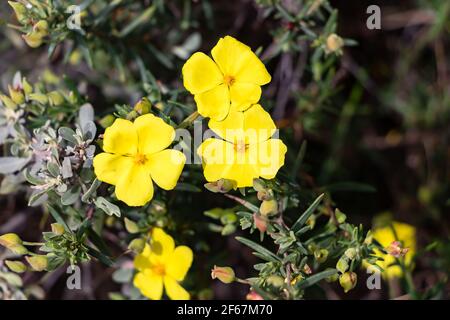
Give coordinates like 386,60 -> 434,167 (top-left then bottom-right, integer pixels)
336,256 -> 349,274
253,213 -> 267,233
386,241 -> 409,258
259,199 -> 278,216
326,33 -> 344,53
344,248 -> 357,260
8,1 -> 27,22
47,91 -> 65,106
99,114 -> 116,128
246,290 -> 264,300
364,230 -> 373,245
0,233 -> 22,247
33,20 -> 49,38
211,265 -> 235,284
335,208 -> 346,223
257,189 -> 274,201
5,260 -> 27,273
128,238 -> 146,253
267,275 -> 285,287
23,32 -> 43,48
0,94 -> 17,109
314,248 -> 329,263
25,255 -> 48,271
28,93 -> 48,104
124,218 -> 139,234
8,85 -> 24,104
339,272 -> 357,293
134,98 -> 151,115
325,268 -> 339,283
204,179 -> 236,193
303,264 -> 312,275
50,223 -> 65,236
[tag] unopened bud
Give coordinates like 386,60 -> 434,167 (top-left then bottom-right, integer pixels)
253,213 -> 267,233
344,248 -> 357,260
124,218 -> 139,234
25,255 -> 48,271
336,256 -> 349,273
246,291 -> 264,300
33,20 -> 49,38
364,230 -> 373,245
260,199 -> 278,216
326,33 -> 344,53
23,32 -> 43,48
22,78 -> 33,95
335,208 -> 346,223
0,233 -> 22,247
50,223 -> 65,236
386,241 -> 409,258
314,248 -> 329,263
339,272 -> 357,293
205,179 -> 236,193
303,264 -> 312,275
5,260 -> 27,273
128,238 -> 145,253
99,114 -> 115,128
133,98 -> 151,115
325,268 -> 339,283
211,265 -> 235,284
257,189 -> 274,201
267,275 -> 285,287
8,85 -> 24,104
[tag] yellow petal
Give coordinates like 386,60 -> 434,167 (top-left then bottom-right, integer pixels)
164,276 -> 190,300
194,84 -> 230,121
211,36 -> 271,85
147,149 -> 186,190
208,104 -> 276,144
166,246 -> 193,281
115,163 -> 153,206
134,271 -> 163,300
182,52 -> 223,94
250,138 -> 287,180
134,244 -> 152,271
93,153 -> 133,185
197,138 -> 259,188
150,228 -> 175,263
103,118 -> 138,155
133,114 -> 175,155
230,82 -> 261,111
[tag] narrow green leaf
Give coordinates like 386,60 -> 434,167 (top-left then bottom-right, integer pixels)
295,268 -> 338,290
236,236 -> 281,263
292,193 -> 324,232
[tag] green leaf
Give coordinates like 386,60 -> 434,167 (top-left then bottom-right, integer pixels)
87,246 -> 114,267
292,193 -> 324,232
47,205 -> 71,232
118,5 -> 156,38
81,178 -> 101,203
295,268 -> 338,290
0,157 -> 30,174
61,186 -> 81,206
95,197 -> 121,217
236,236 -> 281,263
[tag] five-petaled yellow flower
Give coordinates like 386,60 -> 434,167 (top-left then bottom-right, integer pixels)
182,36 -> 271,121
197,104 -> 287,188
93,114 -> 186,207
371,221 -> 416,279
134,228 -> 193,300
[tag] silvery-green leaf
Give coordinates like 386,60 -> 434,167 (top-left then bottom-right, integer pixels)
81,178 -> 101,203
61,157 -> 73,179
0,157 -> 30,174
56,183 -> 68,193
47,162 -> 60,177
28,189 -> 49,207
58,127 -> 78,144
61,186 -> 80,205
0,271 -> 23,287
79,103 -> 94,130
82,121 -> 96,142
112,268 -> 133,283
0,174 -> 21,194
23,168 -> 44,185
95,196 -> 121,217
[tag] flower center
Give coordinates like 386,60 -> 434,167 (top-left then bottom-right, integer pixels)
153,263 -> 166,276
234,140 -> 248,153
134,153 -> 147,165
223,74 -> 235,86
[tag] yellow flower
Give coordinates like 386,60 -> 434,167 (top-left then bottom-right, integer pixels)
371,221 -> 416,279
93,114 -> 186,207
182,36 -> 271,121
133,228 -> 193,300
197,104 -> 287,188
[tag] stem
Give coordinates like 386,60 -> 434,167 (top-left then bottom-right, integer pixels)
23,241 -> 44,246
177,111 -> 199,129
